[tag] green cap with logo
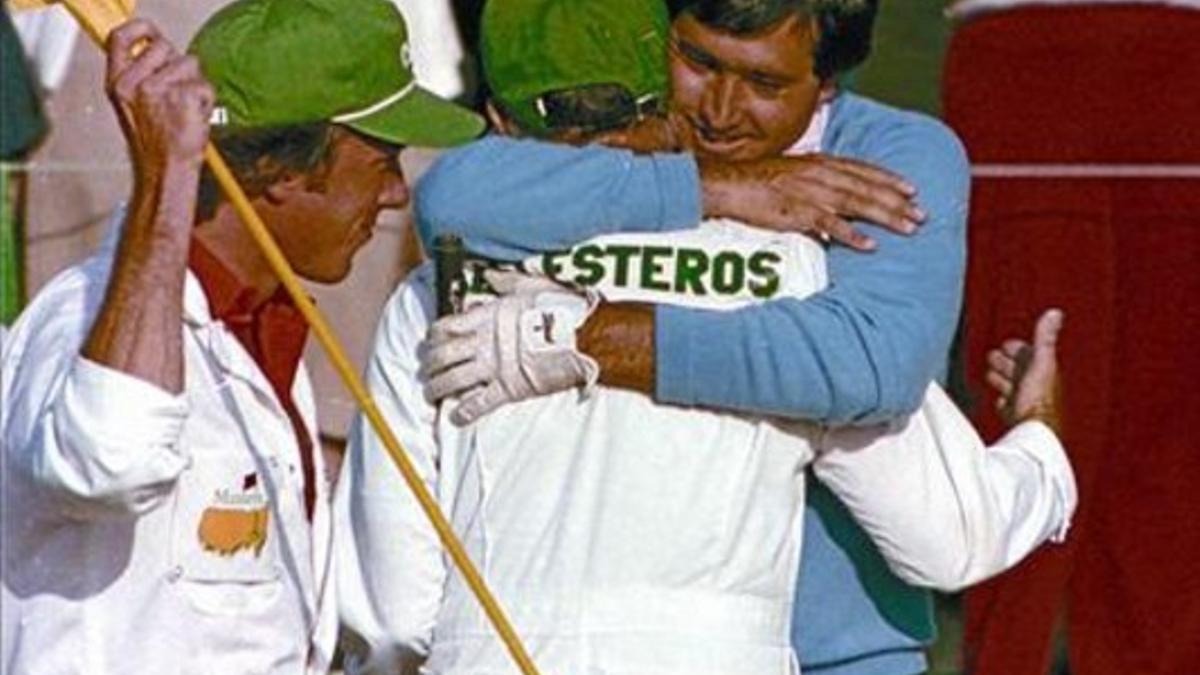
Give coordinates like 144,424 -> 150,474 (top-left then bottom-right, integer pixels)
481,0 -> 670,135
189,0 -> 484,147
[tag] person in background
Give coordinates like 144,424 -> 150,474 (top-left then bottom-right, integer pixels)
945,1 -> 1200,673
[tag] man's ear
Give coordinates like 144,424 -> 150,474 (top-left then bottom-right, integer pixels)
485,100 -> 521,137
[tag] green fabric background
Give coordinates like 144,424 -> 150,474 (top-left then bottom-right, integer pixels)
2,7 -> 47,324
850,2 -> 951,116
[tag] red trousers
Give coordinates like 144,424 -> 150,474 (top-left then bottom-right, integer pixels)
943,6 -> 1200,674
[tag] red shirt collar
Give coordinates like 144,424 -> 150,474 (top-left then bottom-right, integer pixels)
188,237 -> 318,519
187,237 -> 310,400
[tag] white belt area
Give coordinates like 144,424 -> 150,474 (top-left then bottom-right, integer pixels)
428,587 -> 796,675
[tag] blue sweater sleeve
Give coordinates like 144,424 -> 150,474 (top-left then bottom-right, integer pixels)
414,135 -> 703,261
656,101 -> 970,425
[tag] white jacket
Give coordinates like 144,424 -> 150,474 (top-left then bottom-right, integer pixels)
1,224 -> 337,674
336,222 -> 1075,675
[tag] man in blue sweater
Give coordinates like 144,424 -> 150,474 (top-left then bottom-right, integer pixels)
417,0 -> 969,672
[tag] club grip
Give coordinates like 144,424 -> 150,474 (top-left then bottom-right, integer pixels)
433,234 -> 466,318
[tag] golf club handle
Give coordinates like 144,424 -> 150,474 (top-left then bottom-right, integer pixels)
433,233 -> 466,318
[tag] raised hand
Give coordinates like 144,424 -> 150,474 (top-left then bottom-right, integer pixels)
986,309 -> 1065,434
106,19 -> 215,174
82,19 -> 216,393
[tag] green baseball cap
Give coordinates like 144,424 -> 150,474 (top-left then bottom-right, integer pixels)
481,0 -> 670,135
189,0 -> 484,148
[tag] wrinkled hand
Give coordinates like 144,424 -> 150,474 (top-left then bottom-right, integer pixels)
986,309 -> 1065,434
700,153 -> 925,251
106,20 -> 215,173
421,270 -> 600,426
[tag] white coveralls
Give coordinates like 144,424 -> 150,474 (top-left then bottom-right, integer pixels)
336,219 -> 1077,675
1,216 -> 337,674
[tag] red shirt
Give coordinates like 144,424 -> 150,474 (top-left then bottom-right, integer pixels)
189,239 -> 317,519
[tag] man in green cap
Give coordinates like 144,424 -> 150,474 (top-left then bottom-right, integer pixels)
0,0 -> 481,672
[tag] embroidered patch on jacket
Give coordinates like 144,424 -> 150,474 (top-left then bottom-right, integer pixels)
197,472 -> 270,557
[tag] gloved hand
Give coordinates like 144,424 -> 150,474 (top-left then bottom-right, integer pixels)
421,269 -> 600,425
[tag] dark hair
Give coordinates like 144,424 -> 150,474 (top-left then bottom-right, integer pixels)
537,84 -> 662,136
671,0 -> 879,80
195,123 -> 334,222
494,83 -> 659,139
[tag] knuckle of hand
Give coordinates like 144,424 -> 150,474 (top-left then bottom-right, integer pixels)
138,80 -> 162,100
115,79 -> 139,102
883,193 -> 909,211
797,164 -> 822,181
185,86 -> 209,106
110,22 -> 135,45
183,56 -> 204,78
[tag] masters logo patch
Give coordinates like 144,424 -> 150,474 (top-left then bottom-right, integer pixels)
197,472 -> 270,557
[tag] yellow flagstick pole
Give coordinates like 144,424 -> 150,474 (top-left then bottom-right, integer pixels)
28,1 -> 541,672
202,150 -> 542,675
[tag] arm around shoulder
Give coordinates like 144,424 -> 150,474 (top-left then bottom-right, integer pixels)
819,115 -> 971,419
812,385 -> 1075,592
654,112 -> 970,424
415,135 -> 702,261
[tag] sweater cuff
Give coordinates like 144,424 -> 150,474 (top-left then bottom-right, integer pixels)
654,304 -> 702,405
647,152 -> 702,232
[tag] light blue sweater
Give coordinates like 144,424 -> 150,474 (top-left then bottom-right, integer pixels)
415,92 -> 969,674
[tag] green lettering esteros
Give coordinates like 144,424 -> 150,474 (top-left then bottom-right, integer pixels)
747,251 -> 782,298
571,244 -> 606,286
607,245 -> 639,286
545,243 -> 783,300
641,246 -> 673,291
712,251 -> 745,295
542,250 -> 570,282
674,248 -> 709,295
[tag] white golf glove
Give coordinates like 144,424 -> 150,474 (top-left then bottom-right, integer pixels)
421,269 -> 600,425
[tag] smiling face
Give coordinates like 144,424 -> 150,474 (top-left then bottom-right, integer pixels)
668,10 -> 830,162
270,127 -> 410,283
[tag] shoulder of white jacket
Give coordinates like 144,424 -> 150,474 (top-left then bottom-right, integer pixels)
9,258 -> 105,343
